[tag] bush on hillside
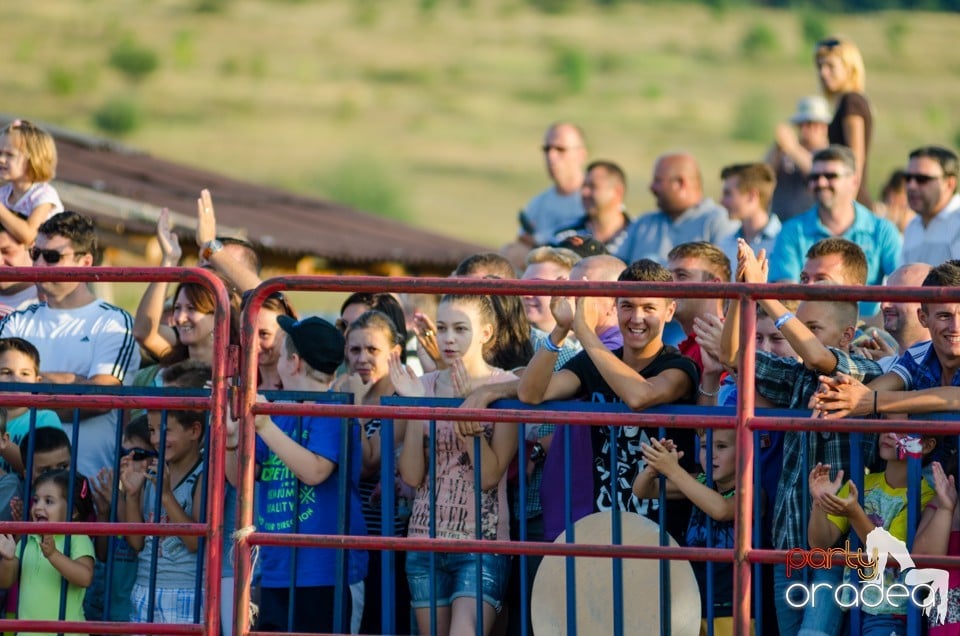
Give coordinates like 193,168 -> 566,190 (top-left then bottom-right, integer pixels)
109,38 -> 159,83
93,97 -> 142,136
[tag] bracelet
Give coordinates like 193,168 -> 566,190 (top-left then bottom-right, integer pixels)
872,391 -> 878,417
774,312 -> 795,330
543,335 -> 563,353
698,385 -> 719,398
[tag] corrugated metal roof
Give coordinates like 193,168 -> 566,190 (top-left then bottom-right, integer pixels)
47,127 -> 487,269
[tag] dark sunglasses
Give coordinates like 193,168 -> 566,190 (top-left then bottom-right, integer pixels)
29,247 -> 86,264
817,38 -> 841,49
806,172 -> 848,183
903,173 -> 942,185
121,447 -> 158,462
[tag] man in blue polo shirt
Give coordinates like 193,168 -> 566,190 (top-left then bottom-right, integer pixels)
616,152 -> 738,265
769,145 -> 901,318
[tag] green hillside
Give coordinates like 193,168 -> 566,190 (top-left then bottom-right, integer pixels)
4,1 -> 959,249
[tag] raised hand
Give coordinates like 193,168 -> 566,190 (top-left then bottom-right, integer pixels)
809,462 -> 844,501
334,372 -> 372,406
550,295 -> 575,334
196,188 -> 218,248
641,437 -> 683,478
931,461 -> 958,514
388,351 -> 424,398
119,454 -> 148,494
91,468 -> 115,520
811,373 -> 873,419
0,534 -> 16,560
413,312 -> 442,367
157,208 -> 182,267
448,359 -> 471,398
39,535 -> 56,558
819,480 -> 860,518
736,240 -> 768,284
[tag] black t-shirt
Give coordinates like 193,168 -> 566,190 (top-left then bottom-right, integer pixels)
828,91 -> 873,208
561,345 -> 700,542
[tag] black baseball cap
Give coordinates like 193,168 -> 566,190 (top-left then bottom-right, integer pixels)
276,315 -> 344,374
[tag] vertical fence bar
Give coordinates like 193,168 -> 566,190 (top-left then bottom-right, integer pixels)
563,425 -> 577,636
380,417 -> 397,636
734,294 -> 757,635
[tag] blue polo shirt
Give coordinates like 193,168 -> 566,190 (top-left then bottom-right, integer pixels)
769,202 -> 901,317
615,198 -> 738,265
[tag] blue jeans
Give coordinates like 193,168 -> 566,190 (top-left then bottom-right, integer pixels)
773,563 -> 848,636
406,551 -> 511,612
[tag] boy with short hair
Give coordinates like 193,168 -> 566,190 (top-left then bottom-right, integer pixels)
720,239 -> 885,636
120,360 -> 209,625
225,316 -> 367,633
0,337 -> 62,474
519,258 -> 700,543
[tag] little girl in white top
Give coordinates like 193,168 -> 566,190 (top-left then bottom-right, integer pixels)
0,119 -> 64,245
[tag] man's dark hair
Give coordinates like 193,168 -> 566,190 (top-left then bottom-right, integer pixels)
19,426 -> 71,469
667,241 -> 732,283
124,413 -> 151,446
0,337 -> 40,372
805,238 -> 868,285
162,360 -> 212,436
909,146 -> 959,178
720,162 -> 777,210
619,259 -> 673,283
217,236 -> 262,274
922,260 -> 960,289
812,145 -> 857,173
453,252 -> 517,279
338,293 -> 408,362
585,160 -> 627,193
38,211 -> 97,256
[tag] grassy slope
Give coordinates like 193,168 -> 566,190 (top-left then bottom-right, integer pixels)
3,1 -> 959,252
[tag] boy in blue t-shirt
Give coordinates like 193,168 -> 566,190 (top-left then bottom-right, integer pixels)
226,316 -> 367,633
0,337 -> 62,474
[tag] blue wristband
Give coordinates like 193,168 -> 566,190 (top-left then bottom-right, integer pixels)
774,312 -> 795,330
543,335 -> 563,353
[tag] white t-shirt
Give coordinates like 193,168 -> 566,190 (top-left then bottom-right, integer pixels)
0,285 -> 38,318
902,194 -> 960,266
0,182 -> 64,221
0,300 -> 140,477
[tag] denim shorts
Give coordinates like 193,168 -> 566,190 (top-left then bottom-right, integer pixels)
406,551 -> 511,612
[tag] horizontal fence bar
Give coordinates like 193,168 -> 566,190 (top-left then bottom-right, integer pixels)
0,619 -> 204,635
0,521 -> 206,537
245,274 -> 960,304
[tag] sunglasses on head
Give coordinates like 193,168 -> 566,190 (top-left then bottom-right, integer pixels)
29,247 -> 86,264
817,38 -> 841,49
122,447 -> 158,462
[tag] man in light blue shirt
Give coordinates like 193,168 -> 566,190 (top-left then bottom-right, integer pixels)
769,145 -> 901,317
715,162 -> 782,268
616,152 -> 738,265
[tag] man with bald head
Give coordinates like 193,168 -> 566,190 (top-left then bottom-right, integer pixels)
517,122 -> 589,247
880,263 -> 932,354
616,152 -> 737,265
567,254 -> 628,349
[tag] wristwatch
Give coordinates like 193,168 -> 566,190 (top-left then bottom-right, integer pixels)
529,441 -> 546,464
200,239 -> 224,261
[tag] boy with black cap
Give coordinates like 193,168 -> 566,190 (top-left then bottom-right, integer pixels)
225,316 -> 367,633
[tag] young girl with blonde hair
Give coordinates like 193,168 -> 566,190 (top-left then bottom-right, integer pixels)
0,119 -> 64,244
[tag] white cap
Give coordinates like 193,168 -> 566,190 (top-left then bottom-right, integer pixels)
789,96 -> 832,124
